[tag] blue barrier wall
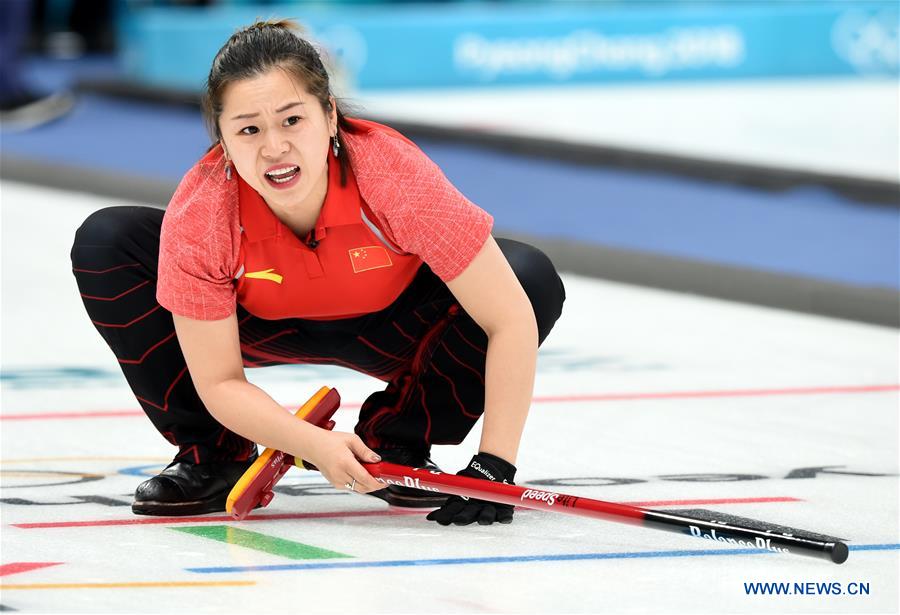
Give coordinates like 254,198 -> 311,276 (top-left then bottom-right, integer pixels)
118,1 -> 898,91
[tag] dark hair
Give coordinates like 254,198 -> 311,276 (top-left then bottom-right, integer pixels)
202,19 -> 356,184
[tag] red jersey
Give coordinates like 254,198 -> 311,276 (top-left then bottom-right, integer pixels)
157,119 -> 493,321
235,145 -> 422,320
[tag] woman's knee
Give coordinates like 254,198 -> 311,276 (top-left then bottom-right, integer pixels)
71,206 -> 164,270
496,238 -> 565,344
73,206 -> 161,247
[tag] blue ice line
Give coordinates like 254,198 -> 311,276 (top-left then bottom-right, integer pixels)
848,543 -> 900,552
185,543 -> 899,574
118,464 -> 163,477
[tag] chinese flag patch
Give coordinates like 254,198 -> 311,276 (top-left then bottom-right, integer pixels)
349,246 -> 393,273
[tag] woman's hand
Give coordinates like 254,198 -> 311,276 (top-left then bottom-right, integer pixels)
303,429 -> 383,493
426,452 -> 517,525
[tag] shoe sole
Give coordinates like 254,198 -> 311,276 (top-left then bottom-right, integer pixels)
132,496 -> 227,516
368,488 -> 449,509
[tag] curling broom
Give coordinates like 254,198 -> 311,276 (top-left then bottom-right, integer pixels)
226,387 -> 849,564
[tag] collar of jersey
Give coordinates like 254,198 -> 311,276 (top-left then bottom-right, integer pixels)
237,148 -> 361,244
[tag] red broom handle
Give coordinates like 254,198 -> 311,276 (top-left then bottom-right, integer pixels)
227,388 -> 847,564
363,462 -> 848,565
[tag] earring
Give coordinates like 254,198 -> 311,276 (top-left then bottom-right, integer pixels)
332,133 -> 341,158
224,160 -> 232,181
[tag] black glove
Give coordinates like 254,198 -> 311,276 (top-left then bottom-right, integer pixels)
426,452 -> 516,526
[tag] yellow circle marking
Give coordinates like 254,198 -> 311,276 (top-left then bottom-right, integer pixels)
0,457 -> 167,464
0,580 -> 256,590
0,470 -> 108,479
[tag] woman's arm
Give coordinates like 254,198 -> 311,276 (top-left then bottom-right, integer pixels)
445,236 -> 539,464
172,312 -> 382,492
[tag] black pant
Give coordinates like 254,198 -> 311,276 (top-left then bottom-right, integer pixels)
71,206 -> 565,464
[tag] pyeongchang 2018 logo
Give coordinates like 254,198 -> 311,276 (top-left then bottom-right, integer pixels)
832,9 -> 899,73
453,27 -> 745,81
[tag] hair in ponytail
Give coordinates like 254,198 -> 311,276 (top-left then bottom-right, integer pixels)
202,19 -> 356,184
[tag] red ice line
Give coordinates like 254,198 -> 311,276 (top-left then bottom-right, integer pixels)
10,497 -> 800,530
14,508 -> 423,529
1,384 -> 897,421
0,562 -> 63,576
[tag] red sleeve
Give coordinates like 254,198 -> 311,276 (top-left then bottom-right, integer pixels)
156,155 -> 241,321
346,128 -> 493,282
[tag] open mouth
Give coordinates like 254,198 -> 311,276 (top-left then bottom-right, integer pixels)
264,165 -> 300,188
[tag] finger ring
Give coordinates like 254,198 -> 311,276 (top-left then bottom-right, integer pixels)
345,479 -> 356,492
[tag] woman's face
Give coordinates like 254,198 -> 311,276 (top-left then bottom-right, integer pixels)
219,68 -> 336,212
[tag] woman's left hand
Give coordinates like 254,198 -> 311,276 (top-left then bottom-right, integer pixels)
425,452 -> 517,526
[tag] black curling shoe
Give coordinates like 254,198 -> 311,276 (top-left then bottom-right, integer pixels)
368,447 -> 449,508
132,453 -> 258,516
